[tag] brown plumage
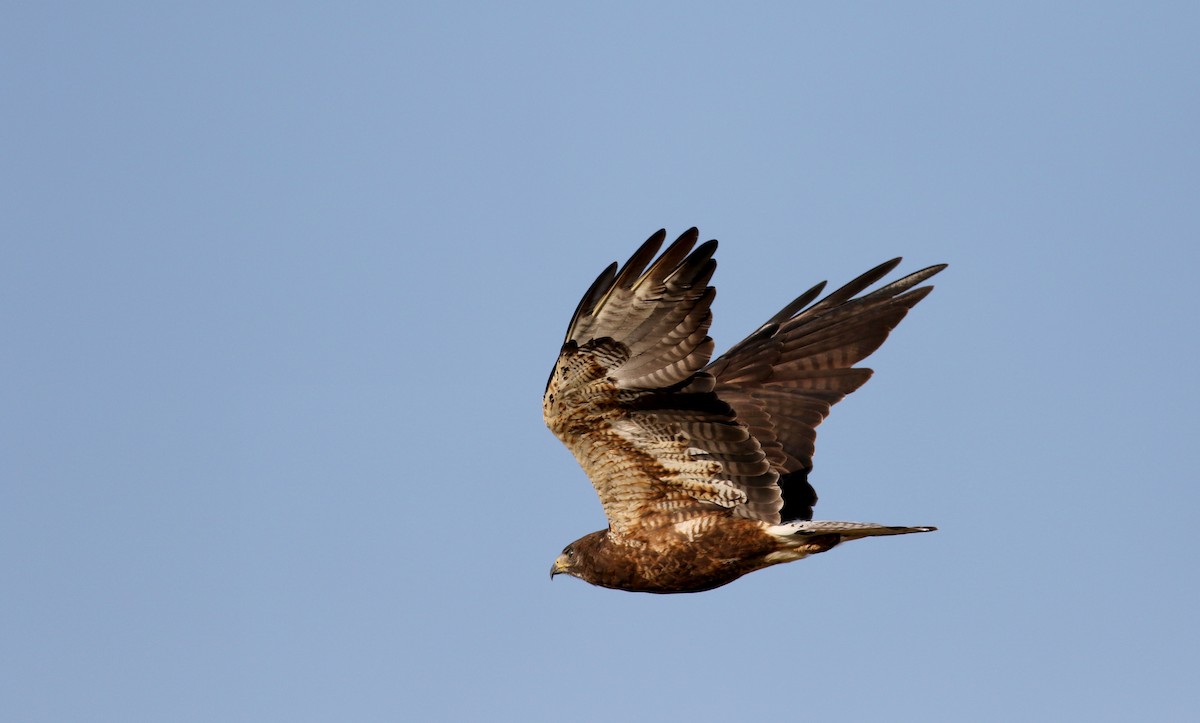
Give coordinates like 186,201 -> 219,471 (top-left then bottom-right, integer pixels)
545,229 -> 944,593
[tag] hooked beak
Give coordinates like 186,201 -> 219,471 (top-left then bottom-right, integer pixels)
550,554 -> 568,580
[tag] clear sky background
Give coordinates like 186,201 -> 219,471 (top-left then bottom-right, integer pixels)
3,3 -> 1198,722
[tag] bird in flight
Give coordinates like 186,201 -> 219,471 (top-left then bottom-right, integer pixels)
544,229 -> 945,593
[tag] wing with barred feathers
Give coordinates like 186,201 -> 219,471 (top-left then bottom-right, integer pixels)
543,229 -> 782,536
706,258 -> 947,522
544,229 -> 946,536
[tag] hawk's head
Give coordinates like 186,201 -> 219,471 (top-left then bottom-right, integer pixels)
549,530 -> 609,583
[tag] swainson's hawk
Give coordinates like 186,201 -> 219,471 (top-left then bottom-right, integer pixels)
545,229 -> 944,593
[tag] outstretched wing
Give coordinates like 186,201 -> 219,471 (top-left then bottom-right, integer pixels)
543,229 -> 780,536
707,259 -> 947,521
544,229 -> 946,534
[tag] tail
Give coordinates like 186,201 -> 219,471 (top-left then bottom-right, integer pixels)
766,520 -> 935,554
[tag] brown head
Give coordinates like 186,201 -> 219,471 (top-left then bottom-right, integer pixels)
549,530 -> 617,587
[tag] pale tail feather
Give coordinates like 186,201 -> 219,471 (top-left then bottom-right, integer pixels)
767,520 -> 936,541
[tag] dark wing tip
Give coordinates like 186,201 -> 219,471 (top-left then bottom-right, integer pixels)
905,262 -> 948,283
564,261 -> 619,343
612,230 -> 668,290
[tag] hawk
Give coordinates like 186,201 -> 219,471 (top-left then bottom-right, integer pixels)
545,228 -> 944,593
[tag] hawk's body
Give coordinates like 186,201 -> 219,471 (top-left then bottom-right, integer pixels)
545,229 -> 943,593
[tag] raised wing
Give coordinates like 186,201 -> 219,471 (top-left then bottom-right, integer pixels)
543,229 -> 780,536
707,259 -> 947,521
544,229 -> 946,534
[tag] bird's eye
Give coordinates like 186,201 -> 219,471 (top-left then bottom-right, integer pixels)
566,547 -> 575,558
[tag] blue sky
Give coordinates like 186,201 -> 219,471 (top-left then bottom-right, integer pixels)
2,3 -> 1198,721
